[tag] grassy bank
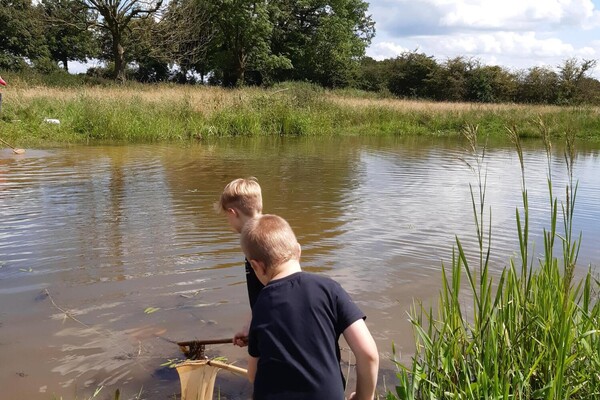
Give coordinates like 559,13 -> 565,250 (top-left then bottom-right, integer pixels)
1,78 -> 600,146
388,127 -> 600,399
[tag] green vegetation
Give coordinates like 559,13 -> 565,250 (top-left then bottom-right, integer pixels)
2,80 -> 600,146
387,125 -> 600,399
3,0 -> 599,106
358,54 -> 600,105
1,0 -> 374,86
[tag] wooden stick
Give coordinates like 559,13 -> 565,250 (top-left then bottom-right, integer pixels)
207,360 -> 248,376
177,338 -> 233,347
0,137 -> 25,154
175,359 -> 248,376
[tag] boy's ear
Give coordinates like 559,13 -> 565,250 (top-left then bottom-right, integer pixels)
249,259 -> 266,277
227,208 -> 238,216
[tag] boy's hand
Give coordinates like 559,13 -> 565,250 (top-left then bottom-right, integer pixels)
234,316 -> 251,347
233,332 -> 248,347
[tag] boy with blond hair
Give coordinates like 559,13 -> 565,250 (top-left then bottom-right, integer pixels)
216,177 -> 264,346
241,214 -> 379,400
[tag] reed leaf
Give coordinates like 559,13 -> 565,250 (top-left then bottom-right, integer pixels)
388,125 -> 600,399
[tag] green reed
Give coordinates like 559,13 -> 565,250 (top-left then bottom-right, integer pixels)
388,123 -> 600,399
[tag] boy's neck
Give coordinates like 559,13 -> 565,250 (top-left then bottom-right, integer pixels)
239,212 -> 261,227
269,259 -> 302,282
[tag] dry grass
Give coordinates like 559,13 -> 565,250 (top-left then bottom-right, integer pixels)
3,82 -> 600,144
10,83 -> 600,116
10,85 -> 267,116
325,94 -> 574,114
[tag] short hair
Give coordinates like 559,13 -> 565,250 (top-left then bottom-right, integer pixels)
216,177 -> 263,216
241,215 -> 300,270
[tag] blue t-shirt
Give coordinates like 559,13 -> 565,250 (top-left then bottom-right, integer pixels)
245,258 -> 265,309
248,271 -> 365,400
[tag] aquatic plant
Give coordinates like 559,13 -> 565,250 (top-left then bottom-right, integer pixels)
388,123 -> 600,399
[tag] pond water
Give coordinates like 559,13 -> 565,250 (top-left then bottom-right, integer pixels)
1,136 -> 599,399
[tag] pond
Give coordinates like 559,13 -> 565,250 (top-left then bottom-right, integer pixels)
1,136 -> 599,399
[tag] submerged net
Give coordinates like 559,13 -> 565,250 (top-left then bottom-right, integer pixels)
176,360 -> 220,400
175,359 -> 248,400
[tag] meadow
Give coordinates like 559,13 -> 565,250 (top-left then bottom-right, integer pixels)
1,77 -> 600,146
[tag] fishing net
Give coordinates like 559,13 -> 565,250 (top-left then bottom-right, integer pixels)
175,359 -> 247,400
176,360 -> 220,400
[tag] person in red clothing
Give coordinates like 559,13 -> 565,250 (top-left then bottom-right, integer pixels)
0,76 -> 6,87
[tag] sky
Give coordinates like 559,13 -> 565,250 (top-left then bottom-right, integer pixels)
365,0 -> 600,78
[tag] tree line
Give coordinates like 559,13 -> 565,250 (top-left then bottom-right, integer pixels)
1,0 -> 375,86
358,53 -> 599,105
2,0 -> 599,105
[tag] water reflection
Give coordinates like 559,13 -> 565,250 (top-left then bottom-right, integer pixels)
0,137 -> 599,399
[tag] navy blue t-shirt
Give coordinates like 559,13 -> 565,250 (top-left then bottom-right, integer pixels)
245,258 -> 265,309
248,272 -> 365,400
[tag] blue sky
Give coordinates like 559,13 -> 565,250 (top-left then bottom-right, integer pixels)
365,0 -> 600,78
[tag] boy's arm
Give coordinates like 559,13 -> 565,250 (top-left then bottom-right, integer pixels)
247,356 -> 258,383
343,319 -> 379,400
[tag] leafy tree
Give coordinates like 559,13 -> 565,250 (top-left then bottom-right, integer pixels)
576,76 -> 600,105
516,66 -> 559,104
39,0 -> 98,72
0,0 -> 48,70
387,51 -> 440,98
78,0 -> 163,82
127,18 -> 169,82
159,0 -> 214,83
428,57 -> 475,101
557,58 -> 597,104
356,56 -> 388,92
271,0 -> 375,87
205,0 -> 290,87
466,64 -> 517,103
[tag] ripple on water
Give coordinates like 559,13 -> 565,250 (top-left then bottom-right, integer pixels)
1,140 -> 600,399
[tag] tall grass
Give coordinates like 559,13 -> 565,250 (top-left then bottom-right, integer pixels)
1,80 -> 600,145
388,123 -> 600,399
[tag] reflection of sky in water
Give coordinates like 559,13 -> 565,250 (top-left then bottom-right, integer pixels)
327,144 -> 600,295
1,139 -> 599,399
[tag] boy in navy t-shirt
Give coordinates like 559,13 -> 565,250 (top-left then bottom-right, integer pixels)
216,177 -> 265,346
241,214 -> 379,400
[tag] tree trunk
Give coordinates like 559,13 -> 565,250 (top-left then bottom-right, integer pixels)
112,32 -> 126,82
62,59 -> 69,72
234,49 -> 246,86
236,65 -> 245,86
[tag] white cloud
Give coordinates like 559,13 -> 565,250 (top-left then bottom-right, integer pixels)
434,0 -> 600,30
368,42 -> 411,60
366,0 -> 600,78
370,0 -> 600,36
433,32 -> 579,58
370,31 -> 596,60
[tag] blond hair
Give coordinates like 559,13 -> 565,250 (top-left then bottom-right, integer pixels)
216,177 -> 263,216
241,214 -> 300,270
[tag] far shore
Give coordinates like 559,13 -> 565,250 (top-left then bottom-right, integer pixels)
1,81 -> 599,146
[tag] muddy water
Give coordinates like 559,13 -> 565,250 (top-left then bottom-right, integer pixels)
1,137 -> 599,399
